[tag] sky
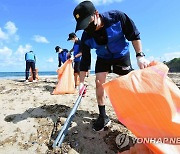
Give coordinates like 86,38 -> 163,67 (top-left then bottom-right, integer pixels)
0,0 -> 180,72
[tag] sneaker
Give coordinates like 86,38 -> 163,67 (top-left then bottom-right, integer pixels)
24,80 -> 29,83
92,115 -> 111,132
33,80 -> 37,83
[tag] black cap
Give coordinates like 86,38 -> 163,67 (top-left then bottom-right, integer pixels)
67,32 -> 76,41
55,46 -> 61,52
73,1 -> 95,32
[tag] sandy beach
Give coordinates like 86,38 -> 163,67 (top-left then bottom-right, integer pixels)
0,73 -> 179,154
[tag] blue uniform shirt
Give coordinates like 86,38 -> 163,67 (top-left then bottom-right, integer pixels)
73,40 -> 81,62
58,49 -> 69,67
25,52 -> 36,62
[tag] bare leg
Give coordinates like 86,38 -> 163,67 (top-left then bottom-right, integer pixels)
95,72 -> 108,105
74,73 -> 80,87
93,72 -> 111,131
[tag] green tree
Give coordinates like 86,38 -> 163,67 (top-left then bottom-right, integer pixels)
165,58 -> 180,72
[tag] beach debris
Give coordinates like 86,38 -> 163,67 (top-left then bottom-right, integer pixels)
68,148 -> 79,154
70,141 -> 79,148
59,117 -> 66,125
72,130 -> 78,135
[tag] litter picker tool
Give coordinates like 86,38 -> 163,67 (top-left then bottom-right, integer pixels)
52,85 -> 87,148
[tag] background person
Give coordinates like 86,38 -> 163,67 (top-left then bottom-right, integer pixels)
67,32 -> 82,88
25,50 -> 36,82
55,46 -> 70,68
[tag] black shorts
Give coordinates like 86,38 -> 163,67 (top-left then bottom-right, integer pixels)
74,61 -> 80,73
95,52 -> 133,75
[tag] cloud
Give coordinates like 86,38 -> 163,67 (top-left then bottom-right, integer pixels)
0,21 -> 19,42
163,52 -> 180,61
0,28 -> 8,40
0,47 -> 13,66
74,0 -> 124,5
15,44 -> 32,62
33,35 -> 49,43
4,21 -> 18,35
0,46 -> 12,58
0,44 -> 33,70
148,52 -> 180,62
47,57 -> 54,63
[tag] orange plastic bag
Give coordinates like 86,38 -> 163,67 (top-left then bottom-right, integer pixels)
103,61 -> 180,153
52,60 -> 75,94
29,68 -> 39,81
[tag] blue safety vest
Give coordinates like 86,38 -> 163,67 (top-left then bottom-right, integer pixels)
25,52 -> 36,62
